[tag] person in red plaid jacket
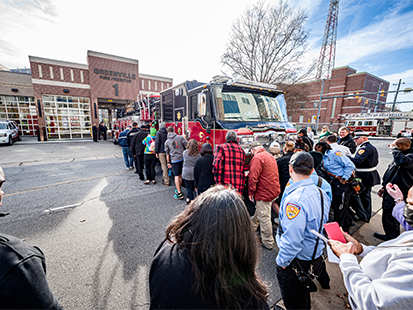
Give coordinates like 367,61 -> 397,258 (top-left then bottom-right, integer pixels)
212,131 -> 246,194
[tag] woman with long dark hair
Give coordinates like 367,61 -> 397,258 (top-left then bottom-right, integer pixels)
149,185 -> 269,309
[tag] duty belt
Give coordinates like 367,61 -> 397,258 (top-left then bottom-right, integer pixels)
355,166 -> 377,172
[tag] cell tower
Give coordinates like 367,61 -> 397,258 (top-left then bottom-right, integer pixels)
315,0 -> 339,80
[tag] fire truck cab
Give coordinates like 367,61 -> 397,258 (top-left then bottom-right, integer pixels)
159,76 -> 297,153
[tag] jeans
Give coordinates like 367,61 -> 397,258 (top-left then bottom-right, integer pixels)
121,147 -> 134,168
184,179 -> 195,201
144,154 -> 157,181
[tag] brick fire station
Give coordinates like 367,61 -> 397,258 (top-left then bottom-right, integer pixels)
0,50 -> 172,140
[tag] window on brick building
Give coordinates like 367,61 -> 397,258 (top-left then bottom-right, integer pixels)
155,82 -> 157,91
299,115 -> 304,123
313,101 -> 317,108
50,67 -> 54,79
60,68 -> 64,80
141,79 -> 144,89
288,115 -> 292,122
70,69 -> 74,81
148,80 -> 151,90
38,65 -> 43,78
301,102 -> 305,108
80,71 -> 84,83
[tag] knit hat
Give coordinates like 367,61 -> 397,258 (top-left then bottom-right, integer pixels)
159,122 -> 166,129
150,127 -> 157,136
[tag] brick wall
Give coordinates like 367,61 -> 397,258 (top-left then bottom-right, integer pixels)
290,66 -> 390,131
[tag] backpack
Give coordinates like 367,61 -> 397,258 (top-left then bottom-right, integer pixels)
149,138 -> 156,152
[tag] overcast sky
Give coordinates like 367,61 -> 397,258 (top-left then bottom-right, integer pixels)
1,0 -> 413,110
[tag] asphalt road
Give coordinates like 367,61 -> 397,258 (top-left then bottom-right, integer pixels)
0,137 -> 394,309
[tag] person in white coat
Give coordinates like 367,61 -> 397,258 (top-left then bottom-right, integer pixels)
329,228 -> 413,310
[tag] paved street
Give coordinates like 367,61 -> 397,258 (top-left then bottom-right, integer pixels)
0,137 -> 395,309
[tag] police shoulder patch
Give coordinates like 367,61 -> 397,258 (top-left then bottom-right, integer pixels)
335,151 -> 343,157
286,203 -> 301,220
358,149 -> 365,155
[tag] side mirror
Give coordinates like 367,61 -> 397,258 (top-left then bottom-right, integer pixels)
197,93 -> 207,117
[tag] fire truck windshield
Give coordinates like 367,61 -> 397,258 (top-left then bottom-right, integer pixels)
213,86 -> 288,122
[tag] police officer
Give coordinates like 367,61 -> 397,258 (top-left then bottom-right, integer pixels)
276,152 -> 331,310
349,131 -> 380,222
315,142 -> 355,232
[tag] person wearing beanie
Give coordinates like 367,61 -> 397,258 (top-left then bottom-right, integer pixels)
142,127 -> 157,184
155,122 -> 169,186
212,130 -> 246,194
165,126 -> 188,199
194,143 -> 216,195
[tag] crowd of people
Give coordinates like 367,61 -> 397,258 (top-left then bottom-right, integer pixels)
2,124 -> 413,309
148,126 -> 413,309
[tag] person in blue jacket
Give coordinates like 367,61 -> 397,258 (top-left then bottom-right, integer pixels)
276,152 -> 331,310
118,125 -> 134,170
316,142 -> 355,232
287,170 -> 332,201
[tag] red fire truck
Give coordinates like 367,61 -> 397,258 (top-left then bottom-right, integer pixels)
158,76 -> 297,153
343,112 -> 413,136
111,95 -> 159,143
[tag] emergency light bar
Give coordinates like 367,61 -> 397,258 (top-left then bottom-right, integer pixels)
211,75 -> 278,92
343,112 -> 413,119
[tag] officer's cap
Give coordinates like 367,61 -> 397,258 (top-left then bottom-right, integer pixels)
289,152 -> 314,170
353,130 -> 368,139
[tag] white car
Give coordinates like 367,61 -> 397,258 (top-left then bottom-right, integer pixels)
0,120 -> 21,145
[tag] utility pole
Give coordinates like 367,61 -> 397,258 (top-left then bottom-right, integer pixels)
316,79 -> 326,133
374,82 -> 383,112
392,79 -> 404,112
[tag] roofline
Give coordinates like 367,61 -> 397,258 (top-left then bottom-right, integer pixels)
29,56 -> 89,70
139,73 -> 173,82
87,50 -> 138,65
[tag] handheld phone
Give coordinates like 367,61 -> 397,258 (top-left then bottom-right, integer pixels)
323,222 -> 347,243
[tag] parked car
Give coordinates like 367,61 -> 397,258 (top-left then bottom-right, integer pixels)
0,120 -> 22,145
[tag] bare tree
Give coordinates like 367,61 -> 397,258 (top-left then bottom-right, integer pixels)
221,0 -> 314,86
279,83 -> 310,113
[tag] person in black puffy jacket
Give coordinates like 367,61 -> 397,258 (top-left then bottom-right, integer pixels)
0,167 -> 63,309
155,122 -> 169,186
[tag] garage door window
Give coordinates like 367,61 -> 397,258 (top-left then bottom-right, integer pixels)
42,95 -> 91,139
0,96 -> 37,136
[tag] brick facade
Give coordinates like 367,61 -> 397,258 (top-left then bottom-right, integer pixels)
26,51 -> 172,139
289,66 -> 390,131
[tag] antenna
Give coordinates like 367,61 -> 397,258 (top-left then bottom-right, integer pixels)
315,0 -> 339,80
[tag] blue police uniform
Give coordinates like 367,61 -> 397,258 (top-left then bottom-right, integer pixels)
276,178 -> 331,309
322,149 -> 355,232
349,141 -> 380,221
287,171 -> 332,201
